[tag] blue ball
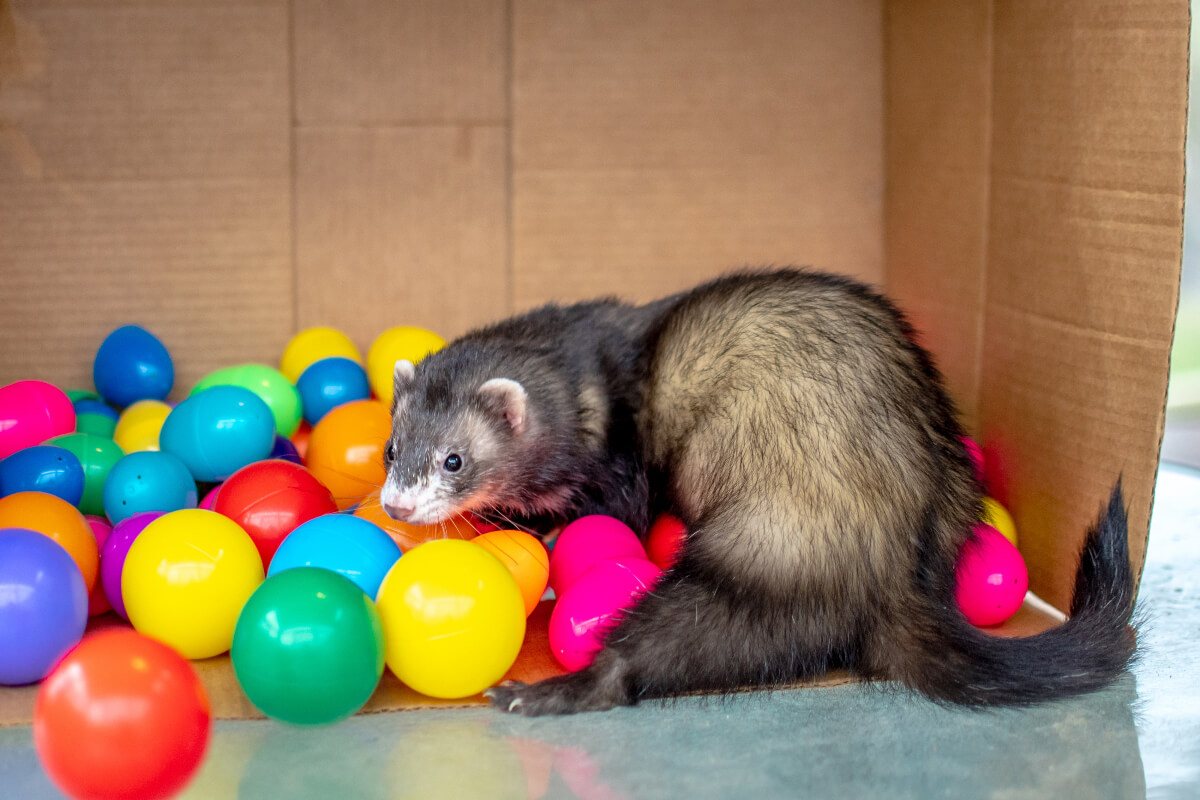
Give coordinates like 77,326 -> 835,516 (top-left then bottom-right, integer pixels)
269,434 -> 303,465
0,528 -> 88,685
93,325 -> 174,407
269,514 -> 402,600
159,386 -> 275,482
296,357 -> 371,425
0,446 -> 85,506
102,450 -> 198,524
72,398 -> 119,421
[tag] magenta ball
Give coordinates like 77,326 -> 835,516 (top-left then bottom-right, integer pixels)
955,523 -> 1028,626
548,557 -> 661,671
0,380 -> 76,460
548,515 -> 646,597
99,511 -> 165,620
198,484 -> 222,511
962,436 -> 984,481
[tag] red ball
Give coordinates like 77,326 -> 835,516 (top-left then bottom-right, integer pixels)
214,459 -> 337,568
645,514 -> 687,570
34,629 -> 211,800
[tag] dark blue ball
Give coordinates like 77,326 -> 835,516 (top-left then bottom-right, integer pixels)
93,325 -> 174,408
0,446 -> 85,506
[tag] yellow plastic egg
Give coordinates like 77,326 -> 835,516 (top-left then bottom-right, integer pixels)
981,497 -> 1018,547
113,399 -> 172,452
367,327 -> 446,408
375,539 -> 525,699
280,327 -> 362,384
122,509 -> 264,659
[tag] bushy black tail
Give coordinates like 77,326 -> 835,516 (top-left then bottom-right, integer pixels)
903,483 -> 1137,706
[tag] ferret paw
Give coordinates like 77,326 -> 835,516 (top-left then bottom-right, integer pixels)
485,672 -> 627,716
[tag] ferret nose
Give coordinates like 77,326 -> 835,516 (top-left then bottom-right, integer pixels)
383,501 -> 416,521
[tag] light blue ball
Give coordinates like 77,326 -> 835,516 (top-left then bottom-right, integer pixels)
269,513 -> 402,600
102,451 -> 197,524
296,357 -> 371,425
159,386 -> 275,482
0,446 -> 85,506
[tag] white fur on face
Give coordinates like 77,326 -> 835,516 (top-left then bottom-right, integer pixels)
381,468 -> 450,525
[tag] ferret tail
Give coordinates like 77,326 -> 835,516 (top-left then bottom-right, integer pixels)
898,482 -> 1138,706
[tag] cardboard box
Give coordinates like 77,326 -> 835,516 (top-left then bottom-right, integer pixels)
0,0 -> 1187,723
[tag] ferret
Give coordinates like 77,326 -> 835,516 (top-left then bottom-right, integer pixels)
379,268 -> 1136,716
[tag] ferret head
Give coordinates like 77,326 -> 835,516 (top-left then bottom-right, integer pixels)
380,355 -> 529,526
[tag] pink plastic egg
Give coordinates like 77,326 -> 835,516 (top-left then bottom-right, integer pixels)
548,515 -> 647,597
962,436 -> 984,481
548,557 -> 661,671
955,523 -> 1028,626
0,381 -> 76,460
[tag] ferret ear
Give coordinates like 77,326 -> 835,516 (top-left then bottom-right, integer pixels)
393,360 -> 416,394
478,378 -> 527,436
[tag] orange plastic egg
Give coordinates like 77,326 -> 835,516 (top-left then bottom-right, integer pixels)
305,400 -> 390,510
472,530 -> 549,616
0,491 -> 99,592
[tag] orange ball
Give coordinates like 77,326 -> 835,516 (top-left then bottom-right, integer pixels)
305,400 -> 390,510
472,530 -> 549,616
0,491 -> 99,592
354,493 -> 478,551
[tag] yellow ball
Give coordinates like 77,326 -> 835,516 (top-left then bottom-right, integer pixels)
280,327 -> 362,384
376,539 -> 525,699
113,399 -> 172,452
981,497 -> 1018,547
123,509 -> 264,659
367,327 -> 446,408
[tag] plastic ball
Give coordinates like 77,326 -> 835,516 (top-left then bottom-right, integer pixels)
297,357 -> 372,425
191,364 -> 303,438
74,398 -> 119,439
269,434 -> 303,465
645,514 -> 687,570
354,495 -> 478,551
198,483 -> 222,510
84,515 -> 113,616
955,523 -> 1028,627
0,491 -> 99,592
65,390 -> 100,404
269,513 -> 402,600
549,557 -> 661,672
367,326 -> 446,408
232,568 -> 385,725
0,528 -> 88,685
963,436 -> 984,481
46,433 -> 125,516
0,380 -> 75,460
306,400 -> 391,510
281,326 -> 362,384
123,509 -> 265,659
290,421 -> 311,461
472,530 -> 549,616
113,399 -> 172,453
159,386 -> 274,482
93,325 -> 174,407
102,450 -> 198,525
34,629 -> 211,800
981,497 -> 1018,546
0,445 -> 85,506
214,460 -> 338,568
548,515 -> 647,597
100,511 -> 165,620
376,540 -> 525,699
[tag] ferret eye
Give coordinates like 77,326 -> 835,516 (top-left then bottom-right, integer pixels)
384,443 -> 396,464
443,453 -> 463,473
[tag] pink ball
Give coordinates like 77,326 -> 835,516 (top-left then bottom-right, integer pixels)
549,557 -> 661,671
198,483 -> 222,511
0,380 -> 76,460
955,523 -> 1028,626
962,436 -> 984,481
84,515 -> 114,616
548,515 -> 646,597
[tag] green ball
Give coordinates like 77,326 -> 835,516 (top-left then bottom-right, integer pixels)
74,412 -> 116,438
64,389 -> 100,404
231,567 -> 384,725
191,364 -> 302,438
46,432 -> 125,515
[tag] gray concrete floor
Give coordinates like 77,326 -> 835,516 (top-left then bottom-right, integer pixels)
2,464 -> 1198,799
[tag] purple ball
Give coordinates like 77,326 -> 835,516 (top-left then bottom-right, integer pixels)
0,528 -> 88,685
269,435 -> 303,465
99,511 -> 165,620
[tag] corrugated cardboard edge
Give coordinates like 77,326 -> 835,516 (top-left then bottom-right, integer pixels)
0,599 -> 1062,727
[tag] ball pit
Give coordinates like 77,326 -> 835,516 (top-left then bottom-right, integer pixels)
548,557 -> 661,672
122,509 -> 265,659
269,513 -> 402,600
34,629 -> 211,800
306,400 -> 391,510
376,539 -> 525,699
0,445 -> 85,506
192,363 -> 303,438
214,459 -> 338,568
232,567 -> 385,725
366,326 -> 445,408
93,325 -> 174,407
281,326 -> 362,384
100,511 -> 165,620
0,491 -> 99,592
46,432 -> 125,517
160,386 -> 274,482
0,528 -> 88,686
113,399 -> 172,453
297,356 -> 372,425
0,380 -> 75,460
102,450 -> 198,525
